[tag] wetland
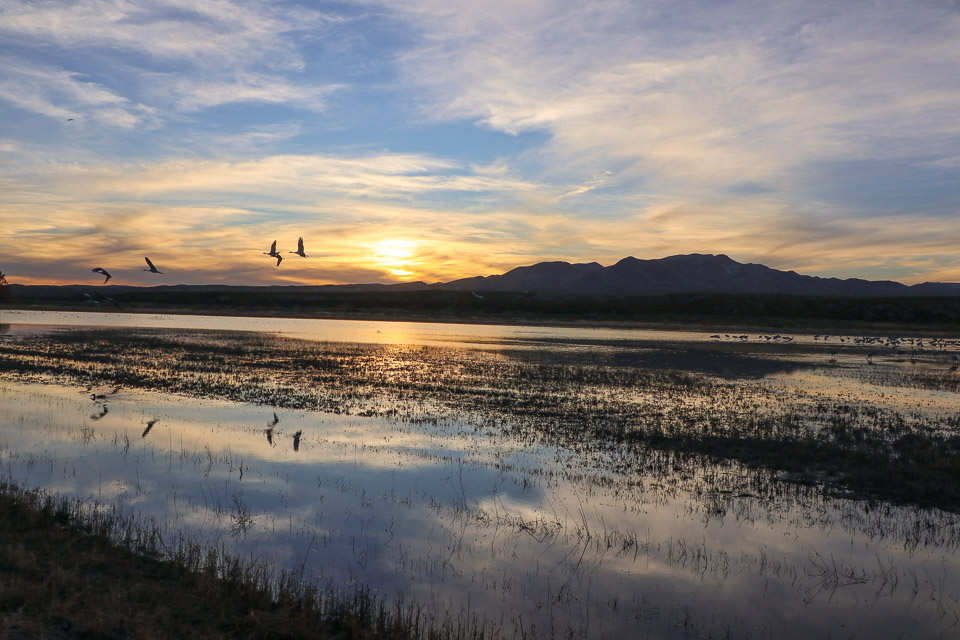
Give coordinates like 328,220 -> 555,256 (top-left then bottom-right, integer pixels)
0,311 -> 959,638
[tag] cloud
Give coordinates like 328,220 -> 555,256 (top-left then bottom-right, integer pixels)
386,0 -> 960,192
0,60 -> 151,127
0,151 -> 562,285
4,153 -> 551,203
162,74 -> 341,113
0,0 -> 333,68
0,0 -> 344,123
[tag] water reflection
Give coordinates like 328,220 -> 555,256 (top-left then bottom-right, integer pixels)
501,343 -> 813,379
0,309 -> 717,349
0,380 -> 957,639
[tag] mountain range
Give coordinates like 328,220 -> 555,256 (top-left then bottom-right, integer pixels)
435,253 -> 960,297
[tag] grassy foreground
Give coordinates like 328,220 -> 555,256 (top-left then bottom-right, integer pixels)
0,482 -> 486,640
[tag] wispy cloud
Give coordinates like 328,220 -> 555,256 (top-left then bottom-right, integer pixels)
0,0 -> 333,67
0,60 -> 152,127
387,0 -> 960,191
165,75 -> 341,113
20,153 -> 546,200
0,0 -> 343,123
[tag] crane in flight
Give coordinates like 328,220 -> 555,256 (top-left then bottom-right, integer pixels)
289,237 -> 308,258
263,240 -> 283,266
92,267 -> 112,283
142,257 -> 163,274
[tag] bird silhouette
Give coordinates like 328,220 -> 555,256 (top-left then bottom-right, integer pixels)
142,257 -> 163,274
292,430 -> 303,452
92,267 -> 112,283
142,419 -> 158,439
263,241 -> 283,266
289,237 -> 308,258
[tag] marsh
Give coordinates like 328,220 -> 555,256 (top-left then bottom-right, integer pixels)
0,311 -> 958,639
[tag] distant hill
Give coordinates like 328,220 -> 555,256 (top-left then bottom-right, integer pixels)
436,254 -> 960,297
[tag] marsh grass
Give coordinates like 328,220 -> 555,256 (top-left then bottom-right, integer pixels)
0,480 -> 497,640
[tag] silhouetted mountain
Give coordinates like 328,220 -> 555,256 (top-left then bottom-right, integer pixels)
436,254 -> 960,297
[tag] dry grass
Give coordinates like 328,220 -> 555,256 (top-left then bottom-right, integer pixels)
0,482 -> 490,640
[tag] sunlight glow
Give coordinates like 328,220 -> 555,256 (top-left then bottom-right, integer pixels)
369,238 -> 419,279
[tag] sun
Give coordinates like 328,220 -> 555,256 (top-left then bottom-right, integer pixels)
370,238 -> 418,278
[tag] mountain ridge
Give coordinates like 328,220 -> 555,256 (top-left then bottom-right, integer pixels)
435,253 -> 960,297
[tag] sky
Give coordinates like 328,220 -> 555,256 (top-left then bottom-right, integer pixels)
1,0 -> 960,287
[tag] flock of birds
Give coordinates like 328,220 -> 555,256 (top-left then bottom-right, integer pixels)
262,238 -> 308,266
708,330 -> 960,367
90,238 -> 308,284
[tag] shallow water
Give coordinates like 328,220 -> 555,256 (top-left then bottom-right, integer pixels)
0,309 -> 711,348
1,377 -> 958,639
7,308 -> 959,353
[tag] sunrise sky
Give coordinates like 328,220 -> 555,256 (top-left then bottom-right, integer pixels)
2,0 -> 959,287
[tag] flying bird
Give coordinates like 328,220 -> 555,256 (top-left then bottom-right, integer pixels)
263,240 -> 283,266
142,256 -> 163,274
92,267 -> 112,283
289,237 -> 308,258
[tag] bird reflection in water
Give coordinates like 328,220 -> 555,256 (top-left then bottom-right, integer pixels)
265,412 -> 279,446
292,430 -> 302,452
142,419 -> 158,439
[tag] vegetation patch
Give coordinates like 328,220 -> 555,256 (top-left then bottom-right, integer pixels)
0,481 -> 495,640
